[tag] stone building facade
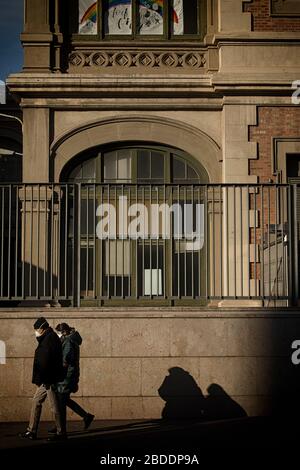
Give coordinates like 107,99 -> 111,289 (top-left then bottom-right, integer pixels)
0,0 -> 300,422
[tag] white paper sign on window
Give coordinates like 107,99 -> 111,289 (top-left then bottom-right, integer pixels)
105,0 -> 132,35
138,0 -> 163,35
79,0 -> 98,34
172,0 -> 183,35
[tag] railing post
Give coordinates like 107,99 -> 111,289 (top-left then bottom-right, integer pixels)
292,184 -> 299,305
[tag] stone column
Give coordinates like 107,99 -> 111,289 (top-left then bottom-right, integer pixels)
21,0 -> 53,72
219,104 -> 261,307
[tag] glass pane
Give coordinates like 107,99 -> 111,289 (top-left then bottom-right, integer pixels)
172,0 -> 198,35
117,149 -> 132,181
137,150 -> 151,180
78,0 -> 98,34
68,164 -> 83,181
187,164 -> 198,181
82,158 -> 96,181
138,244 -> 164,296
104,0 -> 132,35
138,0 -> 164,35
173,157 -> 186,180
151,151 -> 164,179
104,151 -> 117,180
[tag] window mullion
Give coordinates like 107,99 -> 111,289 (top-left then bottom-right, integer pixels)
164,0 -> 169,39
132,0 -> 137,39
98,0 -> 103,39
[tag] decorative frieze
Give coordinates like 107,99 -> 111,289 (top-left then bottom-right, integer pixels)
68,50 -> 207,69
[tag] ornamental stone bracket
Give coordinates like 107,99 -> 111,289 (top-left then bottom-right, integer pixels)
67,48 -> 217,73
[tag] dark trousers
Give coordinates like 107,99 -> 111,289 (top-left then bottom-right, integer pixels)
58,393 -> 88,431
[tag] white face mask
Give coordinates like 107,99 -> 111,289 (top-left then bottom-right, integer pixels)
57,332 -> 63,338
35,330 -> 42,338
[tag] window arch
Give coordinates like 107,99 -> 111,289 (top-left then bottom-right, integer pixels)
70,0 -> 207,40
62,143 -> 209,183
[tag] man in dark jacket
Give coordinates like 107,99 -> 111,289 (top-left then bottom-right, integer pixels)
19,317 -> 66,440
48,323 -> 94,434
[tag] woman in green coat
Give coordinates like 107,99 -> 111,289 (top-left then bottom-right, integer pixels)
49,323 -> 94,434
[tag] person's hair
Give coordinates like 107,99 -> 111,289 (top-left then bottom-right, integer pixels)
55,323 -> 72,334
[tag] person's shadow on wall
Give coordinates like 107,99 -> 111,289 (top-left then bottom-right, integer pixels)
158,367 -> 247,421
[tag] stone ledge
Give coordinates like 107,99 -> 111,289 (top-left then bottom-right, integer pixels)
0,307 -> 299,319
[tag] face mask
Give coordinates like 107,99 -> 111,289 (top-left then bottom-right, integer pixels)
35,330 -> 42,338
57,332 -> 63,338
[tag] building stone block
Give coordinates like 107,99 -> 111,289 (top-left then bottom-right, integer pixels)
111,319 -> 170,357
112,397 -> 144,419
0,319 -> 36,358
170,318 -> 228,356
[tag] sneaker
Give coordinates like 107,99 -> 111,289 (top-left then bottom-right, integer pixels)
47,427 -> 57,434
83,413 -> 95,430
19,431 -> 37,440
47,433 -> 68,442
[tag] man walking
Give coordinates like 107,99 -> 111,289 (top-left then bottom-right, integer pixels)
19,317 -> 66,440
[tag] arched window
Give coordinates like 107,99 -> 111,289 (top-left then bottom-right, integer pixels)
62,144 -> 208,305
64,144 -> 208,183
69,0 -> 207,40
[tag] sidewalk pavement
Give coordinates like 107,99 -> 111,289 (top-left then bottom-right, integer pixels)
0,417 -> 298,467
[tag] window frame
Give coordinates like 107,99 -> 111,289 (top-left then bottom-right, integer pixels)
71,0 -> 207,42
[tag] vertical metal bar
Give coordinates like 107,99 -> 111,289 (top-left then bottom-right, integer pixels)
7,186 -> 11,298
233,186 -> 237,298
220,184 -> 223,298
65,184 -> 68,299
122,184 -> 124,299
205,185 -> 208,299
254,185 -> 257,297
268,186 -> 271,300
275,185 -> 278,299
129,185 -> 131,298
247,185 -> 250,299
261,185 -> 265,301
156,186 -> 159,297
149,184 -> 152,298
93,184 -> 96,299
293,184 -> 299,304
0,187 -> 4,297
30,186 -> 33,297
50,184 -> 54,299
184,186 -> 187,297
44,185 -> 47,298
77,183 -> 81,307
57,184 -> 61,299
114,185 -> 117,297
15,185 -> 19,298
212,185 -> 215,297
37,185 -> 40,298
164,185 -> 167,299
177,184 -> 180,298
86,185 -> 89,297
191,184 -> 194,299
136,184 -> 138,299
240,186 -> 243,297
107,184 -> 110,299
198,186 -> 201,298
22,185 -> 26,299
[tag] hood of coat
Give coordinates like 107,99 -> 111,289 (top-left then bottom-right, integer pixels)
69,329 -> 82,346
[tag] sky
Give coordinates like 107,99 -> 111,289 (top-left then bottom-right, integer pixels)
0,0 -> 23,82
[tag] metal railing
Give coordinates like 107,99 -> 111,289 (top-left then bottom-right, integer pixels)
0,183 -> 298,306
